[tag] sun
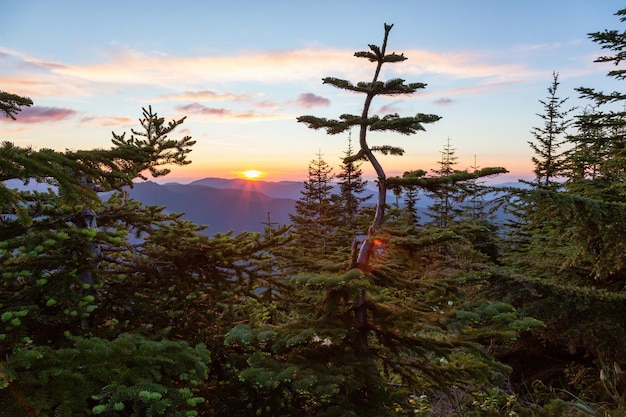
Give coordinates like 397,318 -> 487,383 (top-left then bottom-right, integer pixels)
242,169 -> 262,179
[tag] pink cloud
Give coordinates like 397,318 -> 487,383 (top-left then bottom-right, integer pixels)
296,93 -> 330,109
2,44 -> 552,103
255,100 -> 278,109
178,103 -> 231,116
148,90 -> 279,111
377,102 -> 401,114
175,102 -> 277,120
434,97 -> 453,105
151,90 -> 249,102
7,106 -> 77,124
80,115 -> 134,126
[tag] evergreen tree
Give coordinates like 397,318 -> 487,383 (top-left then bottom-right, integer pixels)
289,151 -> 338,260
0,102 -> 212,414
492,11 -> 626,412
425,137 -> 464,228
334,132 -> 372,252
298,23 -> 442,270
528,72 -> 575,188
402,184 -> 420,226
554,8 -> 626,282
272,24 -> 512,414
503,73 -> 575,274
459,155 -> 491,225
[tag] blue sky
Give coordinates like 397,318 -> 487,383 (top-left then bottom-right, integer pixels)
1,0 -> 624,183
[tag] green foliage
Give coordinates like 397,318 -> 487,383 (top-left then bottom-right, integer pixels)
0,333 -> 210,416
0,90 -> 32,120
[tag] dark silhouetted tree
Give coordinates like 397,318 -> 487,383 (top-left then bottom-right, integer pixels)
289,151 -> 338,259
529,71 -> 575,188
333,132 -> 372,253
0,90 -> 32,120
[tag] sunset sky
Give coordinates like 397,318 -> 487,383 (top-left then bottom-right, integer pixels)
1,1 -> 624,183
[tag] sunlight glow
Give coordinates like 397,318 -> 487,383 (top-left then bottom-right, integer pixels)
242,169 -> 262,179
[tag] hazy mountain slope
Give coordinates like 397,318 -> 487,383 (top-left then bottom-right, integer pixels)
185,177 -> 309,200
127,181 -> 295,234
123,178 -> 526,234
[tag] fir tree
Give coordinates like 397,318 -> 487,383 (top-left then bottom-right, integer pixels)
402,184 -> 420,226
334,132 -> 372,252
289,151 -> 338,260
276,24 -> 512,414
298,23 -> 441,270
493,11 -> 626,410
425,137 -> 463,228
528,72 -> 575,188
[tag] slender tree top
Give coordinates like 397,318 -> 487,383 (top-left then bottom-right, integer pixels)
297,23 -> 442,270
297,23 -> 440,139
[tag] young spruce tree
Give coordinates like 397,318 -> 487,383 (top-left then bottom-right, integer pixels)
289,151 -> 338,261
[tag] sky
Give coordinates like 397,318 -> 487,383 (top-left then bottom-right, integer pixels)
1,0 -> 625,184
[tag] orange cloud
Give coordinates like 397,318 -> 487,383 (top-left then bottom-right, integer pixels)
1,43 -> 590,104
80,115 -> 134,127
175,102 -> 283,120
150,90 -> 250,102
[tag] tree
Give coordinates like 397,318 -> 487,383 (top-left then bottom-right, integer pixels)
492,11 -> 626,411
529,72 -> 575,188
286,24 -> 512,414
289,151 -> 338,260
502,74 -> 575,274
554,8 -> 626,282
0,102 -> 208,413
333,132 -> 372,252
425,137 -> 463,228
402,184 -> 420,226
298,23 -> 441,271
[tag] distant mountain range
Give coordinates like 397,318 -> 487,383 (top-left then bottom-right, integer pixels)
127,179 -> 302,234
127,178 -> 527,235
5,177 -> 528,235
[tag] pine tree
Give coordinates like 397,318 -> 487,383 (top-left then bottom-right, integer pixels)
289,151 -> 339,261
271,24 -> 512,414
425,137 -> 463,228
528,72 -> 575,188
334,132 -> 372,252
298,23 -> 441,270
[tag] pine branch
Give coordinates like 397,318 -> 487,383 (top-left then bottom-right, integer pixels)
0,91 -> 33,120
370,145 -> 405,156
387,167 -> 508,190
369,113 -> 442,134
296,115 -> 354,135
